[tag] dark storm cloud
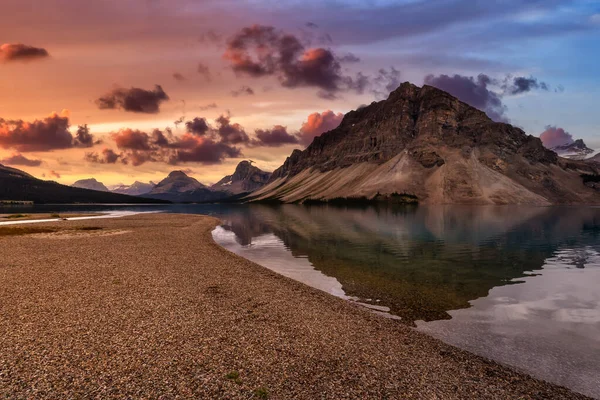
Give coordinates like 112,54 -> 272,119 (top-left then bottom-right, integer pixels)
0,153 -> 42,167
223,24 -> 369,98
0,43 -> 49,62
231,85 -> 255,97
252,125 -> 299,147
0,112 -> 99,152
96,85 -> 169,114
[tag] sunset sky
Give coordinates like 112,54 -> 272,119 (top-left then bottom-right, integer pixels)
1,0 -> 599,186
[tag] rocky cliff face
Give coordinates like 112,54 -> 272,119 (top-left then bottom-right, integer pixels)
72,178 -> 109,192
254,82 -> 600,205
212,161 -> 271,194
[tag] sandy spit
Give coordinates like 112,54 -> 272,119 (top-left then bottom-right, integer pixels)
0,214 -> 589,399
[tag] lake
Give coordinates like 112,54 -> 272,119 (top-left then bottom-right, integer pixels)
2,203 -> 599,398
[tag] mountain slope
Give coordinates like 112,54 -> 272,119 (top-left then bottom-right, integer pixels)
72,178 -> 109,192
251,82 -> 600,205
0,164 -> 167,204
211,161 -> 271,194
111,181 -> 155,196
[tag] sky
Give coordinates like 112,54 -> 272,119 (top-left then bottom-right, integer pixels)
0,0 -> 599,186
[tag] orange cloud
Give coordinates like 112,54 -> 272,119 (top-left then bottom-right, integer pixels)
299,110 -> 343,145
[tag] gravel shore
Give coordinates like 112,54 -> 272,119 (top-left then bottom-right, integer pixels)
0,214 -> 589,399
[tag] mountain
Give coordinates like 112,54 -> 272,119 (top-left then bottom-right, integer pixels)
72,178 -> 109,192
211,161 -> 271,194
111,181 -> 156,196
551,139 -> 594,160
143,171 -> 224,203
0,164 -> 167,204
251,82 -> 600,205
143,163 -> 271,203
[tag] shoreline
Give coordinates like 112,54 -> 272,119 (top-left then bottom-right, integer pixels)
0,214 -> 589,399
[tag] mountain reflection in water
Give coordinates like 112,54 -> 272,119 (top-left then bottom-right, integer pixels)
215,205 -> 599,323
213,204 -> 600,398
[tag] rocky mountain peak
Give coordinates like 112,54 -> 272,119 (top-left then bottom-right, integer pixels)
254,81 -> 599,205
151,170 -> 206,194
212,161 -> 271,194
72,178 -> 109,192
167,170 -> 189,178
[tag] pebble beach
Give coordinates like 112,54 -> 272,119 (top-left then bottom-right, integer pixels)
0,214 -> 589,399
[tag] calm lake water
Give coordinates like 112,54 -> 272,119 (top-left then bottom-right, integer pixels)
2,203 -> 599,398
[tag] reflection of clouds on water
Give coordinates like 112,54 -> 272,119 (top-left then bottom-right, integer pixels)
212,226 -> 350,300
548,246 -> 600,269
418,245 -> 600,399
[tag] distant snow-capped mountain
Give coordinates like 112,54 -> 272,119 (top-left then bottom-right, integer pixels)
551,139 -> 594,160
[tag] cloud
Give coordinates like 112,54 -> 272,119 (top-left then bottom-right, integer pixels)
185,117 -> 210,136
48,170 -> 61,179
111,129 -> 155,151
105,116 -> 247,166
223,24 -> 367,98
0,153 -> 42,167
96,85 -> 169,114
539,126 -> 573,149
197,63 -> 211,81
424,73 -> 556,122
73,124 -> 98,148
372,67 -> 402,99
199,102 -> 218,110
503,76 -> 549,95
199,30 -> 223,45
231,85 -> 255,97
0,111 -> 98,152
424,73 -> 508,122
339,53 -> 361,63
173,72 -> 186,82
0,43 -> 49,62
175,138 -> 241,164
252,125 -> 299,147
215,114 -> 250,145
85,148 -> 125,164
299,110 -> 344,145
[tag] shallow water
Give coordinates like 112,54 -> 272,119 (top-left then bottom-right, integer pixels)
2,203 -> 599,397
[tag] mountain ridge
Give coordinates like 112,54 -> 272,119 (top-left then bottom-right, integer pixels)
0,164 -> 167,204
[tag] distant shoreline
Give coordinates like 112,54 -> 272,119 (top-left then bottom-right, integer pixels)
0,214 -> 589,399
